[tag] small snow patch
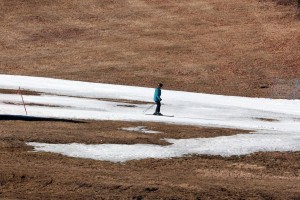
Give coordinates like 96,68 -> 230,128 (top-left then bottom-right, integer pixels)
121,126 -> 162,134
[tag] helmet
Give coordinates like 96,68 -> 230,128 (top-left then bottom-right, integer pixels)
158,83 -> 163,87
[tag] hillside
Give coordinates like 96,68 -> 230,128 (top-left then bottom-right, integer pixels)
1,1 -> 300,198
1,0 -> 300,97
0,75 -> 300,199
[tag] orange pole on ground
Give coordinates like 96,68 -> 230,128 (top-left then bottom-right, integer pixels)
18,87 -> 28,115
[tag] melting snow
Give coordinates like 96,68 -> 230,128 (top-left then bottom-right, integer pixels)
0,74 -> 300,162
121,126 -> 162,134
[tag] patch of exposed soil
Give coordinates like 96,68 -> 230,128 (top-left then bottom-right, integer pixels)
1,0 -> 300,98
0,120 -> 299,199
256,117 -> 280,122
0,89 -> 41,96
98,98 -> 151,105
0,119 -> 246,146
3,102 -> 66,108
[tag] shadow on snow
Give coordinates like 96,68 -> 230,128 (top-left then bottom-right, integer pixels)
0,114 -> 85,123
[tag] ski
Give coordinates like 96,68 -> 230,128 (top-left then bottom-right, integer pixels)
160,115 -> 174,117
145,114 -> 174,117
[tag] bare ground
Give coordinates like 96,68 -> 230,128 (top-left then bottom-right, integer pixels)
1,0 -> 300,199
0,119 -> 299,199
1,0 -> 300,97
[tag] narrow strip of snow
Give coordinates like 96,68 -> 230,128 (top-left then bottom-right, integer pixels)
121,126 -> 162,134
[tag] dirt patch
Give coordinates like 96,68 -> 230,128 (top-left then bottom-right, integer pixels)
256,117 -> 280,122
1,0 -> 300,98
0,89 -> 40,96
0,120 -> 246,146
3,101 -> 66,108
98,98 -> 151,105
0,120 -> 299,199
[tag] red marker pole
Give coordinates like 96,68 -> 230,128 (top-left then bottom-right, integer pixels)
18,87 -> 28,115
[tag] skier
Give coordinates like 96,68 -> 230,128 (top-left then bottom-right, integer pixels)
153,83 -> 163,115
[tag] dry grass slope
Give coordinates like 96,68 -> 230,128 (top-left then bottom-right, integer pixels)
1,0 -> 300,199
1,0 -> 300,97
0,120 -> 299,199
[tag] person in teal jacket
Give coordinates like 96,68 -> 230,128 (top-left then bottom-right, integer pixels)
153,83 -> 163,115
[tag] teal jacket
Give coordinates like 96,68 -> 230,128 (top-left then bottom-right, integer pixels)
153,87 -> 161,102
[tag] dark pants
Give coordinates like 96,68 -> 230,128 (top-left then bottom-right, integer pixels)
155,101 -> 161,113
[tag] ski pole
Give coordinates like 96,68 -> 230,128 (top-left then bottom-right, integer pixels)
143,103 -> 155,113
18,87 -> 28,115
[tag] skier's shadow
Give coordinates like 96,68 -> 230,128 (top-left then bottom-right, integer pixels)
0,115 -> 85,123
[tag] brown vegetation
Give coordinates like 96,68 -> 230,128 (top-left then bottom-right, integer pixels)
0,89 -> 40,96
1,0 -> 300,97
1,0 -> 300,199
0,119 -> 299,199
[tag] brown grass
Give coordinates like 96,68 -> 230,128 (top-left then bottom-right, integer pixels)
98,98 -> 151,104
1,0 -> 300,97
1,0 -> 300,199
0,120 -> 299,199
0,89 -> 41,96
0,119 -> 247,145
256,117 -> 279,122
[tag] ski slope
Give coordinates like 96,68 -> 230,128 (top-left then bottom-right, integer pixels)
0,74 -> 300,162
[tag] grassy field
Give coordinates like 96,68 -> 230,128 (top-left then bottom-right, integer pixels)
1,0 -> 300,97
1,0 -> 300,199
0,119 -> 299,199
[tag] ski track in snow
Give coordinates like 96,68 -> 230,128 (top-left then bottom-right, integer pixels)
1,74 -> 300,162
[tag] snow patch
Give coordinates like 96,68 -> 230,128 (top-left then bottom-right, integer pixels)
1,74 -> 300,162
27,130 -> 300,162
121,126 -> 162,134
